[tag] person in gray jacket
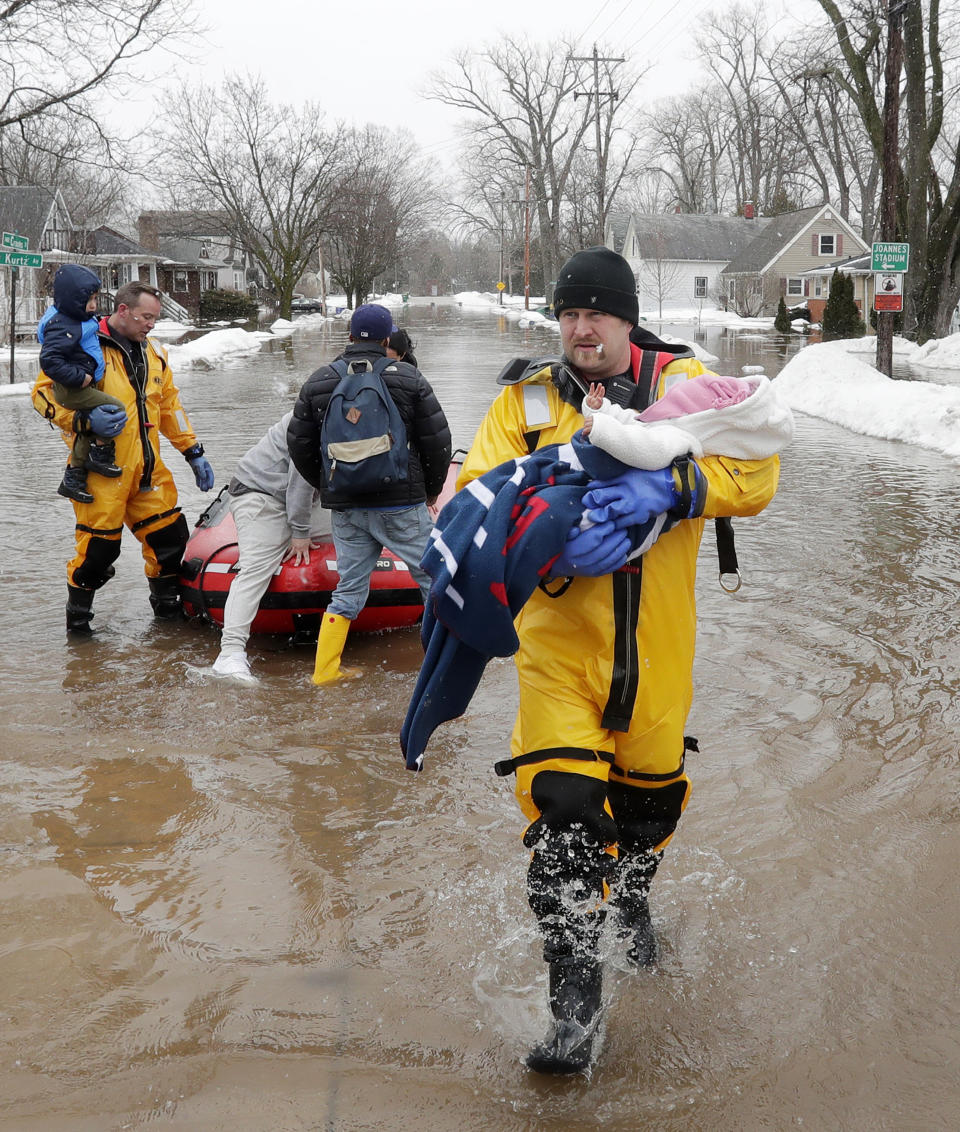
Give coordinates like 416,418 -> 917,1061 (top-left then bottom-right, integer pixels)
211,411 -> 323,683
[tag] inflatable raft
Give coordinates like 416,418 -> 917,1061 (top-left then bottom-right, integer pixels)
179,488 -> 424,635
179,457 -> 462,637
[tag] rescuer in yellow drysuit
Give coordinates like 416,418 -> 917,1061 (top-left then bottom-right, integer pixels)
33,282 -> 215,633
457,246 -> 782,1075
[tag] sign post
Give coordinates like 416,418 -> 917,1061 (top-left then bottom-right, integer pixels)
1,233 -> 43,383
872,242 -> 908,379
9,266 -> 15,386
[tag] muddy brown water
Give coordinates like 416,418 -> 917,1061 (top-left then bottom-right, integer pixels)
1,301 -> 958,1130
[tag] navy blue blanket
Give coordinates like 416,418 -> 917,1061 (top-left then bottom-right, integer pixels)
399,435 -> 670,771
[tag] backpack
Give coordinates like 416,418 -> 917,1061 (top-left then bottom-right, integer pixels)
320,356 -> 409,494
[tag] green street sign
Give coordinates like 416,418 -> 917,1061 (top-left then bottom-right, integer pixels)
2,231 -> 27,251
871,242 -> 909,272
0,249 -> 43,268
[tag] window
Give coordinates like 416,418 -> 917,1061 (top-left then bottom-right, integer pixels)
694,276 -> 708,298
786,278 -> 804,297
819,234 -> 835,255
203,271 -> 217,290
814,277 -> 826,298
632,235 -> 639,256
173,270 -> 188,291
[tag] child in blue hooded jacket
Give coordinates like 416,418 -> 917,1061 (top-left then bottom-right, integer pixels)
38,264 -> 126,503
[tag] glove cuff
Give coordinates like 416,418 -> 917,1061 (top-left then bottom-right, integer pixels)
182,443 -> 205,462
669,457 -> 704,519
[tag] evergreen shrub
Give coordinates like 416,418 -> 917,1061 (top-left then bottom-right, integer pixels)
199,288 -> 258,321
774,296 -> 792,333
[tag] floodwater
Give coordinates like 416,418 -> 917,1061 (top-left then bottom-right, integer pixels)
2,301 -> 958,1130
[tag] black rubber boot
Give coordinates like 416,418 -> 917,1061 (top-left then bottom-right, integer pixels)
58,465 -> 94,504
148,575 -> 183,620
614,851 -> 662,968
524,824 -> 611,1075
526,958 -> 603,1075
66,585 -> 95,635
85,440 -> 122,478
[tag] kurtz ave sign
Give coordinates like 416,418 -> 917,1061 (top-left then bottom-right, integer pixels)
871,241 -> 909,273
0,249 -> 43,268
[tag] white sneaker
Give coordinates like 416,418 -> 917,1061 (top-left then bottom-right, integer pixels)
210,652 -> 258,684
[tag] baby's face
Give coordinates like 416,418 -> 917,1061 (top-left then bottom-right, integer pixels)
85,294 -> 99,313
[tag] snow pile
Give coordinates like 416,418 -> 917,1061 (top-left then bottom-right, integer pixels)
909,332 -> 960,370
166,327 -> 271,369
775,341 -> 960,461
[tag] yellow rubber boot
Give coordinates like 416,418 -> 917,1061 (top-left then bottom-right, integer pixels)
312,612 -> 362,685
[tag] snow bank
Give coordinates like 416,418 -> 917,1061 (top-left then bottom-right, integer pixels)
165,327 -> 271,369
775,341 -> 960,461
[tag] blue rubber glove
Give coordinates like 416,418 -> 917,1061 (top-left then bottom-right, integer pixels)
85,403 -> 127,438
550,519 -> 631,577
583,467 -> 680,529
187,455 -> 215,491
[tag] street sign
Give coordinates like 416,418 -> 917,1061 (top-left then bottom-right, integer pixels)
2,231 -> 27,251
874,271 -> 903,312
871,241 -> 909,272
875,291 -> 903,313
0,249 -> 43,268
496,281 -> 506,291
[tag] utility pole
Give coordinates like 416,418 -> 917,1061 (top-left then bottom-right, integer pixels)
876,0 -> 907,378
571,44 -> 624,245
498,191 -> 505,306
8,267 -> 16,384
513,167 -> 533,310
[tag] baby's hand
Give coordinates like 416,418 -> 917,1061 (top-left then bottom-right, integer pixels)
581,416 -> 593,438
81,375 -> 93,388
585,382 -> 603,411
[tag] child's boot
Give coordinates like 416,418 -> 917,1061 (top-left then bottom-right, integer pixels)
85,440 -> 122,478
58,465 -> 94,504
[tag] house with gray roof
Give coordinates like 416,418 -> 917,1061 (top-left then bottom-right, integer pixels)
613,212 -> 769,316
138,210 -> 260,316
0,185 -> 72,335
721,203 -> 870,317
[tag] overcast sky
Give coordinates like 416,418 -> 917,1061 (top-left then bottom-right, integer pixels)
143,0 -> 808,169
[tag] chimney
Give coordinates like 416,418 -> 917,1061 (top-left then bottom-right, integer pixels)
743,201 -> 755,220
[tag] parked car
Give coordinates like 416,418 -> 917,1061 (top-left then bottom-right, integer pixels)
291,297 -> 325,313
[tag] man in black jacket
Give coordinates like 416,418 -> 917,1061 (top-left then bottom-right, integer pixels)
288,304 -> 451,683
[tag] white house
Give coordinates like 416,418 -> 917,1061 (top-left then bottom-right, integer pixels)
608,211 -> 765,314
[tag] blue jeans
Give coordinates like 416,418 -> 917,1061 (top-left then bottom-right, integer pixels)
329,505 -> 433,620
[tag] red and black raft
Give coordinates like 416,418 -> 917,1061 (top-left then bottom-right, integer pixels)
178,488 -> 424,636
178,457 -> 462,637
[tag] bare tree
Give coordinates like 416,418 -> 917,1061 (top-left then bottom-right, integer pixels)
0,0 -> 195,135
815,0 -> 960,340
162,76 -> 343,318
764,31 -> 882,234
0,116 -> 129,226
697,5 -> 813,214
636,229 -> 685,319
324,125 -> 436,308
427,36 -> 642,301
641,89 -> 734,213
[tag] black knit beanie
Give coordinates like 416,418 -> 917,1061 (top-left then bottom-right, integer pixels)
553,246 -> 639,325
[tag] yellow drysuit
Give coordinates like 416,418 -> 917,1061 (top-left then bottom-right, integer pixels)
33,323 -> 199,589
458,345 -> 780,899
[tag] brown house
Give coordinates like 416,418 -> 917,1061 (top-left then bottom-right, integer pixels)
138,210 -> 257,316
